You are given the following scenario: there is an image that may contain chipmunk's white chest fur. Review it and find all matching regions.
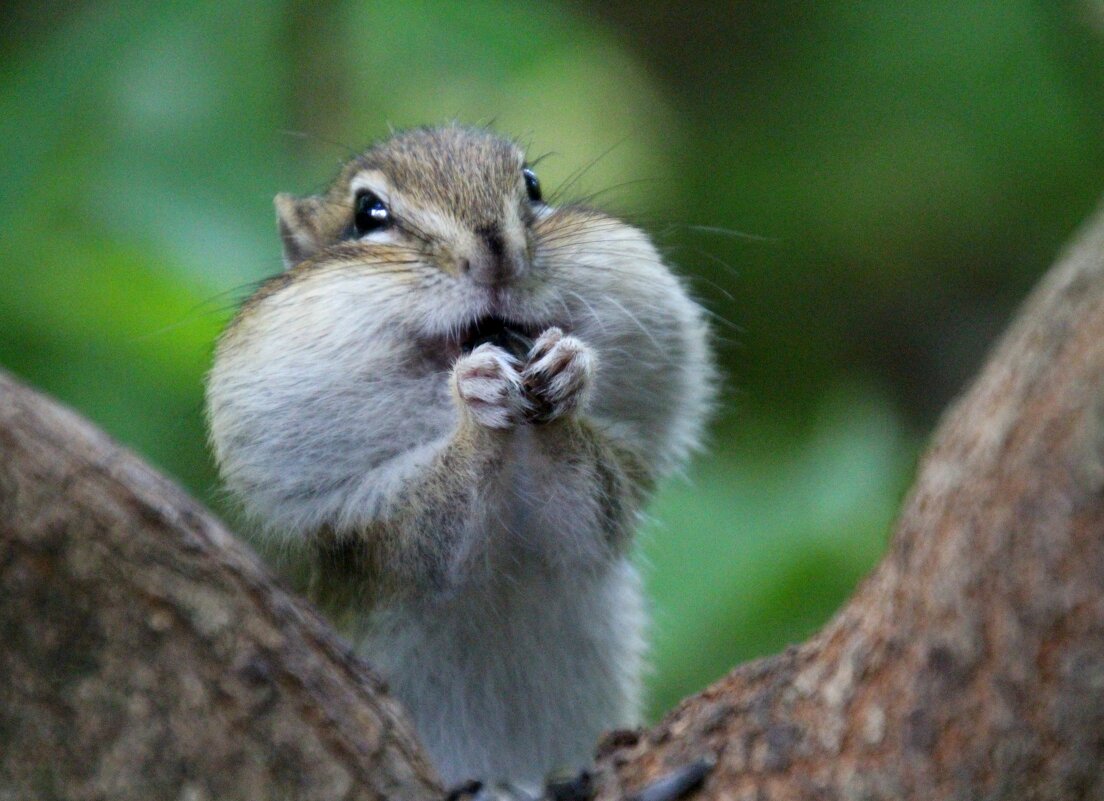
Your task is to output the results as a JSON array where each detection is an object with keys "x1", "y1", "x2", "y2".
[
  {"x1": 363, "y1": 552, "x2": 644, "y2": 788},
  {"x1": 350, "y1": 421, "x2": 646, "y2": 787}
]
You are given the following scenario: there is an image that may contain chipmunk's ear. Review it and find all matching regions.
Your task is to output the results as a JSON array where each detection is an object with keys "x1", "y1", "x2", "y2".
[{"x1": 274, "y1": 193, "x2": 325, "y2": 268}]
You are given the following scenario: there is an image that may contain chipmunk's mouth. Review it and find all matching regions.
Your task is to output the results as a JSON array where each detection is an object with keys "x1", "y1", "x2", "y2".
[
  {"x1": 458, "y1": 315, "x2": 539, "y2": 359},
  {"x1": 420, "y1": 315, "x2": 549, "y2": 368},
  {"x1": 459, "y1": 317, "x2": 536, "y2": 361}
]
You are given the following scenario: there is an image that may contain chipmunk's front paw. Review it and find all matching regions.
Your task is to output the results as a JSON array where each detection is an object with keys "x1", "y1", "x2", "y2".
[
  {"x1": 452, "y1": 344, "x2": 529, "y2": 430},
  {"x1": 522, "y1": 327, "x2": 594, "y2": 424}
]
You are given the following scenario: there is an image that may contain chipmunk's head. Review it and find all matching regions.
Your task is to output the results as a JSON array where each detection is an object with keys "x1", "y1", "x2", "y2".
[
  {"x1": 275, "y1": 125, "x2": 542, "y2": 289},
  {"x1": 235, "y1": 124, "x2": 599, "y2": 359}
]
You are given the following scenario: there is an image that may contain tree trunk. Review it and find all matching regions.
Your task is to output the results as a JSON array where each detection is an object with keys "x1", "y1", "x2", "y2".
[{"x1": 4, "y1": 200, "x2": 1104, "y2": 800}]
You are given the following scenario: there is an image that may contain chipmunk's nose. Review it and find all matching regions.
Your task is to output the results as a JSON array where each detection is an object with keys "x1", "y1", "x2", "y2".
[{"x1": 461, "y1": 224, "x2": 525, "y2": 287}]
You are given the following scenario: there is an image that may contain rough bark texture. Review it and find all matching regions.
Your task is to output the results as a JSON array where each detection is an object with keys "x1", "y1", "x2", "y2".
[
  {"x1": 3, "y1": 202, "x2": 1104, "y2": 800},
  {"x1": 0, "y1": 377, "x2": 440, "y2": 800},
  {"x1": 589, "y1": 205, "x2": 1104, "y2": 800}
]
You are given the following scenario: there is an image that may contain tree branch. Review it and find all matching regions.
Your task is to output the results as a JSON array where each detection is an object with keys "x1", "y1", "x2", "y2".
[
  {"x1": 0, "y1": 372, "x2": 440, "y2": 800},
  {"x1": 589, "y1": 202, "x2": 1104, "y2": 799},
  {"x1": 4, "y1": 200, "x2": 1104, "y2": 799}
]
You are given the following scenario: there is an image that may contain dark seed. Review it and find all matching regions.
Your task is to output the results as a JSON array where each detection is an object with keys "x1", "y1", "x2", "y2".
[
  {"x1": 462, "y1": 316, "x2": 533, "y2": 360},
  {"x1": 546, "y1": 769, "x2": 593, "y2": 801},
  {"x1": 445, "y1": 780, "x2": 483, "y2": 801},
  {"x1": 627, "y1": 757, "x2": 715, "y2": 801}
]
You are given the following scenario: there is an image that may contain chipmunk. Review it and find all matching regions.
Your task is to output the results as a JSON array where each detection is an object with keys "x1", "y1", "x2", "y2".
[{"x1": 205, "y1": 125, "x2": 713, "y2": 789}]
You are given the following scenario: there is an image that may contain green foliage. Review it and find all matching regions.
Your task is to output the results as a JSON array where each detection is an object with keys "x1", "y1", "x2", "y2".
[{"x1": 2, "y1": 0, "x2": 1101, "y2": 719}]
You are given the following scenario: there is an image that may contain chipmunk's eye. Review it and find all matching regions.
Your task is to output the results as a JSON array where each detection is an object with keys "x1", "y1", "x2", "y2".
[
  {"x1": 523, "y1": 167, "x2": 542, "y2": 203},
  {"x1": 354, "y1": 191, "x2": 390, "y2": 236}
]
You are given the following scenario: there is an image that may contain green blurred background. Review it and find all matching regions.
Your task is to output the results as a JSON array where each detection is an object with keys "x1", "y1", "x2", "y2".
[{"x1": 3, "y1": 1, "x2": 1103, "y2": 719}]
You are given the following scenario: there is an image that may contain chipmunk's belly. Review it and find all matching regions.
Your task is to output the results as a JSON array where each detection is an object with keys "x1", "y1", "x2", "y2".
[{"x1": 359, "y1": 556, "x2": 645, "y2": 788}]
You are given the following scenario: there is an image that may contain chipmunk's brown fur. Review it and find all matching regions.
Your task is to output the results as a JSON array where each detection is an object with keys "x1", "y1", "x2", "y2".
[{"x1": 206, "y1": 124, "x2": 713, "y2": 789}]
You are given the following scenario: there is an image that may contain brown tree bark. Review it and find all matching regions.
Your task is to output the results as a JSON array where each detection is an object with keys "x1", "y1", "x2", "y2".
[
  {"x1": 0, "y1": 374, "x2": 440, "y2": 800},
  {"x1": 4, "y1": 200, "x2": 1104, "y2": 800},
  {"x1": 589, "y1": 203, "x2": 1104, "y2": 801}
]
